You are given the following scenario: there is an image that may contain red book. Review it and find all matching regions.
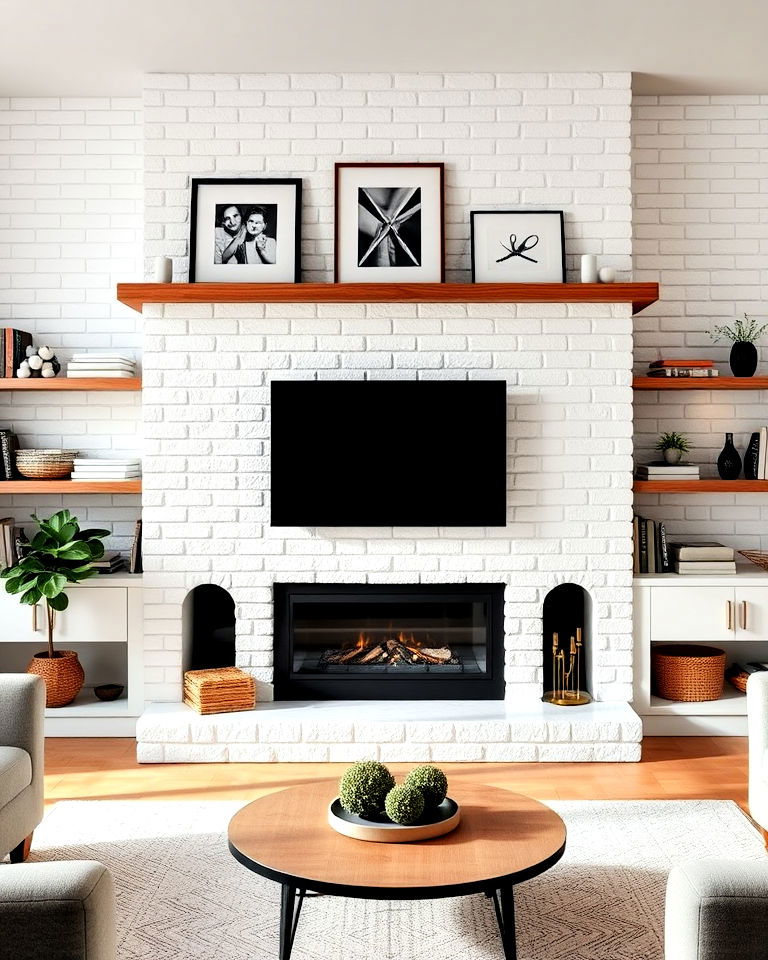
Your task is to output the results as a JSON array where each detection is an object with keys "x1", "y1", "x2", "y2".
[{"x1": 649, "y1": 359, "x2": 714, "y2": 369}]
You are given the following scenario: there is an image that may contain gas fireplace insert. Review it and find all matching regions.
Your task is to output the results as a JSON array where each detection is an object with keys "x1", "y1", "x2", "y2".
[{"x1": 273, "y1": 583, "x2": 505, "y2": 700}]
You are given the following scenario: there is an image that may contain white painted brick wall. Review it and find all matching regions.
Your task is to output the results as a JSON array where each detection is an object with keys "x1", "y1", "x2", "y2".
[
  {"x1": 0, "y1": 97, "x2": 143, "y2": 552},
  {"x1": 145, "y1": 72, "x2": 633, "y2": 283},
  {"x1": 140, "y1": 72, "x2": 635, "y2": 708},
  {"x1": 632, "y1": 95, "x2": 768, "y2": 549}
]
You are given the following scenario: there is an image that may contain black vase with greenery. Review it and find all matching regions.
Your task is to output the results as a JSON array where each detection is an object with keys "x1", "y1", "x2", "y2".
[
  {"x1": 711, "y1": 314, "x2": 767, "y2": 378},
  {"x1": 745, "y1": 432, "x2": 761, "y2": 480},
  {"x1": 717, "y1": 433, "x2": 742, "y2": 480},
  {"x1": 730, "y1": 341, "x2": 758, "y2": 377}
]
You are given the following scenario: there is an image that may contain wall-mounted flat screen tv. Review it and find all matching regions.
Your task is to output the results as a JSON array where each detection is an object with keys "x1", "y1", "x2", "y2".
[{"x1": 270, "y1": 380, "x2": 507, "y2": 527}]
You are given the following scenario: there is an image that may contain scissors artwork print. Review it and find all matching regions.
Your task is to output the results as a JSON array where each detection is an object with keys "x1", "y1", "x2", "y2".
[{"x1": 496, "y1": 233, "x2": 539, "y2": 264}]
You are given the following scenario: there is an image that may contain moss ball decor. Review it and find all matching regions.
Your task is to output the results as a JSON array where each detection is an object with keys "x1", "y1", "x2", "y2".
[
  {"x1": 384, "y1": 785, "x2": 425, "y2": 825},
  {"x1": 404, "y1": 764, "x2": 448, "y2": 808},
  {"x1": 338, "y1": 761, "x2": 395, "y2": 818}
]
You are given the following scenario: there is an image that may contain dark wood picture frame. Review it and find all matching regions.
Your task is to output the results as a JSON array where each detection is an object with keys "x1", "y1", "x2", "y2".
[
  {"x1": 334, "y1": 162, "x2": 445, "y2": 283},
  {"x1": 470, "y1": 210, "x2": 566, "y2": 284},
  {"x1": 189, "y1": 177, "x2": 302, "y2": 283}
]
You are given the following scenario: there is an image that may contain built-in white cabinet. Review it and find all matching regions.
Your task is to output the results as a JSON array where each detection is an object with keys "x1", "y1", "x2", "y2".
[
  {"x1": 634, "y1": 569, "x2": 768, "y2": 736},
  {"x1": 0, "y1": 574, "x2": 143, "y2": 736}
]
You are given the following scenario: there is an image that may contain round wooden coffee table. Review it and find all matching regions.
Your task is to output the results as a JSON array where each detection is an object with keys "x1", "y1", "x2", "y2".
[{"x1": 228, "y1": 779, "x2": 566, "y2": 960}]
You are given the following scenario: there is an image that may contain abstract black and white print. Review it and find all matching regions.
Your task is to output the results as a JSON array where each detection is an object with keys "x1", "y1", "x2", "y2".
[
  {"x1": 470, "y1": 210, "x2": 565, "y2": 283},
  {"x1": 213, "y1": 203, "x2": 278, "y2": 266},
  {"x1": 357, "y1": 187, "x2": 422, "y2": 267}
]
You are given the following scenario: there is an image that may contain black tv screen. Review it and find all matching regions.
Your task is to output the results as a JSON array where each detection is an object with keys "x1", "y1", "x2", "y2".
[{"x1": 270, "y1": 380, "x2": 507, "y2": 527}]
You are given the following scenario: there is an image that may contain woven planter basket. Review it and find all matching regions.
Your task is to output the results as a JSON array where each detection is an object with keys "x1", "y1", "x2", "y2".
[
  {"x1": 27, "y1": 650, "x2": 84, "y2": 707},
  {"x1": 15, "y1": 449, "x2": 77, "y2": 480},
  {"x1": 652, "y1": 643, "x2": 725, "y2": 702}
]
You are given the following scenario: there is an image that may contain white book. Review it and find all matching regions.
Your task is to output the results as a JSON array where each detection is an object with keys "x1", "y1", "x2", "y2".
[
  {"x1": 760, "y1": 427, "x2": 768, "y2": 481},
  {"x1": 71, "y1": 475, "x2": 141, "y2": 482},
  {"x1": 71, "y1": 469, "x2": 141, "y2": 477},
  {"x1": 67, "y1": 363, "x2": 135, "y2": 371},
  {"x1": 66, "y1": 371, "x2": 134, "y2": 378},
  {"x1": 69, "y1": 354, "x2": 134, "y2": 362},
  {"x1": 74, "y1": 458, "x2": 141, "y2": 464}
]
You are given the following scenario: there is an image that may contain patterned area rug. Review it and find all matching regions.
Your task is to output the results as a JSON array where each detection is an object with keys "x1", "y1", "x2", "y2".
[{"x1": 24, "y1": 798, "x2": 765, "y2": 960}]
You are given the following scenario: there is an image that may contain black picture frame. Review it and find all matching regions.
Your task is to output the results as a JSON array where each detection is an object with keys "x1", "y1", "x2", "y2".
[
  {"x1": 470, "y1": 210, "x2": 566, "y2": 284},
  {"x1": 189, "y1": 177, "x2": 302, "y2": 283},
  {"x1": 334, "y1": 163, "x2": 445, "y2": 283}
]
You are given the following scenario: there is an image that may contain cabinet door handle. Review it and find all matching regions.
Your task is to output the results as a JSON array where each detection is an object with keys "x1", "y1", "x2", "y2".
[
  {"x1": 32, "y1": 604, "x2": 37, "y2": 631},
  {"x1": 741, "y1": 600, "x2": 748, "y2": 631},
  {"x1": 727, "y1": 600, "x2": 734, "y2": 630}
]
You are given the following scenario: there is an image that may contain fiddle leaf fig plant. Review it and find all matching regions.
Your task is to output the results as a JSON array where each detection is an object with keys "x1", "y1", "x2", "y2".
[{"x1": 0, "y1": 510, "x2": 110, "y2": 658}]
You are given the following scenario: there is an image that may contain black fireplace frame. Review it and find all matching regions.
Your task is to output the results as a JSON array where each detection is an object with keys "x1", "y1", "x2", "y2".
[{"x1": 273, "y1": 583, "x2": 505, "y2": 701}]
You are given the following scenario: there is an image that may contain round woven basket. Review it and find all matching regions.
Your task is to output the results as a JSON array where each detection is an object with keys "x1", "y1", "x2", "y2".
[
  {"x1": 652, "y1": 643, "x2": 725, "y2": 702},
  {"x1": 740, "y1": 550, "x2": 768, "y2": 571},
  {"x1": 15, "y1": 449, "x2": 78, "y2": 480},
  {"x1": 727, "y1": 670, "x2": 749, "y2": 694},
  {"x1": 27, "y1": 650, "x2": 84, "y2": 707}
]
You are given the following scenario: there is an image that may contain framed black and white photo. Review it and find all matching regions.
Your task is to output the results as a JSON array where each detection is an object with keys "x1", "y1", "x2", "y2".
[
  {"x1": 189, "y1": 178, "x2": 302, "y2": 283},
  {"x1": 470, "y1": 210, "x2": 565, "y2": 283},
  {"x1": 334, "y1": 163, "x2": 444, "y2": 282}
]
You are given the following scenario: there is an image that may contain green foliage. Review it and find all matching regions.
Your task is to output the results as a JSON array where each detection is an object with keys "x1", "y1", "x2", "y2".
[
  {"x1": 655, "y1": 431, "x2": 692, "y2": 453},
  {"x1": 711, "y1": 314, "x2": 768, "y2": 344},
  {"x1": 0, "y1": 509, "x2": 109, "y2": 656},
  {"x1": 338, "y1": 761, "x2": 395, "y2": 818},
  {"x1": 384, "y1": 785, "x2": 425, "y2": 825},
  {"x1": 404, "y1": 764, "x2": 448, "y2": 808}
]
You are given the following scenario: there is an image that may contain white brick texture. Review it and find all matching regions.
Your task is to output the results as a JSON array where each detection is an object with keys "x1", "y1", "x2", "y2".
[
  {"x1": 632, "y1": 94, "x2": 768, "y2": 548},
  {"x1": 0, "y1": 97, "x2": 143, "y2": 552}
]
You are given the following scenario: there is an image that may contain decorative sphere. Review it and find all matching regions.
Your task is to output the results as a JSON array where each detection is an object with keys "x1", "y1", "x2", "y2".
[
  {"x1": 38, "y1": 345, "x2": 54, "y2": 361},
  {"x1": 404, "y1": 765, "x2": 448, "y2": 808},
  {"x1": 598, "y1": 266, "x2": 616, "y2": 284},
  {"x1": 339, "y1": 761, "x2": 395, "y2": 819},
  {"x1": 16, "y1": 362, "x2": 31, "y2": 378},
  {"x1": 27, "y1": 354, "x2": 43, "y2": 370},
  {"x1": 41, "y1": 363, "x2": 56, "y2": 378},
  {"x1": 384, "y1": 785, "x2": 425, "y2": 825}
]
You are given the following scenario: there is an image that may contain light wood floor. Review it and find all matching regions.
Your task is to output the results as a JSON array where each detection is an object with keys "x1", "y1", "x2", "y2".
[{"x1": 43, "y1": 737, "x2": 750, "y2": 810}]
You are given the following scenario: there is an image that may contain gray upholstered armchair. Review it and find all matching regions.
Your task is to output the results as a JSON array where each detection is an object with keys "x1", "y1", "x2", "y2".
[
  {"x1": 0, "y1": 674, "x2": 45, "y2": 862},
  {"x1": 666, "y1": 860, "x2": 768, "y2": 960},
  {"x1": 747, "y1": 669, "x2": 768, "y2": 843}
]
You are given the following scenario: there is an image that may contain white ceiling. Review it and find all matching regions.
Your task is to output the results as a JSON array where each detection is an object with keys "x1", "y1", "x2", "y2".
[{"x1": 1, "y1": 0, "x2": 766, "y2": 97}]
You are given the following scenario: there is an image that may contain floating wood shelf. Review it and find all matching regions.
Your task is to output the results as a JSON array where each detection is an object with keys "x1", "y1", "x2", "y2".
[
  {"x1": 116, "y1": 282, "x2": 659, "y2": 314},
  {"x1": 633, "y1": 376, "x2": 768, "y2": 390},
  {"x1": 634, "y1": 480, "x2": 768, "y2": 493},
  {"x1": 0, "y1": 377, "x2": 141, "y2": 391},
  {"x1": 0, "y1": 480, "x2": 141, "y2": 494}
]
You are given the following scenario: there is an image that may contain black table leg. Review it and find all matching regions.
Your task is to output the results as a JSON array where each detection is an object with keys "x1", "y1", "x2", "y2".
[
  {"x1": 490, "y1": 886, "x2": 516, "y2": 960},
  {"x1": 279, "y1": 884, "x2": 305, "y2": 960}
]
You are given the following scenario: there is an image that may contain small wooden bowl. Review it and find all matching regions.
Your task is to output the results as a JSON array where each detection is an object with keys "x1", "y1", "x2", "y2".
[
  {"x1": 94, "y1": 683, "x2": 124, "y2": 702},
  {"x1": 328, "y1": 797, "x2": 460, "y2": 843}
]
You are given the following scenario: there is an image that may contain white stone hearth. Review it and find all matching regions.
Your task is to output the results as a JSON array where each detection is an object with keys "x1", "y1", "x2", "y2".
[{"x1": 136, "y1": 700, "x2": 642, "y2": 763}]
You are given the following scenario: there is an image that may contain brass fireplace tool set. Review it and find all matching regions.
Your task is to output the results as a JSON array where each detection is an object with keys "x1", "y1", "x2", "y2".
[{"x1": 542, "y1": 627, "x2": 592, "y2": 706}]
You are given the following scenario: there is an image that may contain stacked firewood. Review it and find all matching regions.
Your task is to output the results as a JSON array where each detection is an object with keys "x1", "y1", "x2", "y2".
[{"x1": 322, "y1": 635, "x2": 454, "y2": 666}]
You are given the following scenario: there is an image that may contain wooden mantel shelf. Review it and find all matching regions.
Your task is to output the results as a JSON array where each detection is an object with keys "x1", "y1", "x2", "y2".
[
  {"x1": 0, "y1": 377, "x2": 141, "y2": 391},
  {"x1": 117, "y1": 282, "x2": 659, "y2": 314},
  {"x1": 633, "y1": 376, "x2": 768, "y2": 391}
]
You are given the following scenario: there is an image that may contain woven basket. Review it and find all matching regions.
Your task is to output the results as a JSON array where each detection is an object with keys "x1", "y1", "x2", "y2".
[
  {"x1": 740, "y1": 550, "x2": 768, "y2": 571},
  {"x1": 727, "y1": 669, "x2": 749, "y2": 694},
  {"x1": 652, "y1": 643, "x2": 726, "y2": 702},
  {"x1": 15, "y1": 449, "x2": 78, "y2": 480},
  {"x1": 27, "y1": 650, "x2": 84, "y2": 707}
]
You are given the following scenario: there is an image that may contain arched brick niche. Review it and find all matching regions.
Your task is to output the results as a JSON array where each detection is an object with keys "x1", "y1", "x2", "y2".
[
  {"x1": 182, "y1": 584, "x2": 236, "y2": 674},
  {"x1": 542, "y1": 583, "x2": 592, "y2": 701}
]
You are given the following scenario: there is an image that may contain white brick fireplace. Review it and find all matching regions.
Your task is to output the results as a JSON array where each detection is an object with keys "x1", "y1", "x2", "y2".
[{"x1": 136, "y1": 70, "x2": 642, "y2": 761}]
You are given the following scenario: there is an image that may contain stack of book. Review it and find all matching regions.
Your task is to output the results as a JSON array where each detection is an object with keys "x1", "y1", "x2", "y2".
[
  {"x1": 91, "y1": 551, "x2": 125, "y2": 575},
  {"x1": 635, "y1": 461, "x2": 700, "y2": 482},
  {"x1": 0, "y1": 429, "x2": 19, "y2": 479},
  {"x1": 670, "y1": 541, "x2": 736, "y2": 575},
  {"x1": 70, "y1": 458, "x2": 141, "y2": 482},
  {"x1": 0, "y1": 517, "x2": 20, "y2": 567},
  {"x1": 1, "y1": 328, "x2": 33, "y2": 377},
  {"x1": 633, "y1": 515, "x2": 672, "y2": 573},
  {"x1": 66, "y1": 354, "x2": 136, "y2": 379},
  {"x1": 646, "y1": 359, "x2": 718, "y2": 378}
]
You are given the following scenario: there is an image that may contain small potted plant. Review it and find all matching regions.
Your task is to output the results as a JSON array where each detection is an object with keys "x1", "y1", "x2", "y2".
[
  {"x1": 711, "y1": 314, "x2": 768, "y2": 377},
  {"x1": 1, "y1": 509, "x2": 109, "y2": 707},
  {"x1": 655, "y1": 431, "x2": 692, "y2": 465}
]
